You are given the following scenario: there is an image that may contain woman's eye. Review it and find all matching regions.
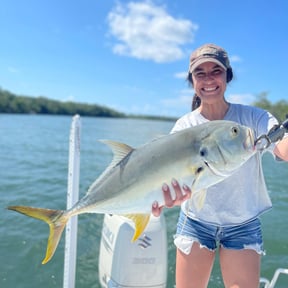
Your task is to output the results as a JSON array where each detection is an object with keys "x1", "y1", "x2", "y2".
[
  {"x1": 211, "y1": 69, "x2": 222, "y2": 76},
  {"x1": 195, "y1": 72, "x2": 205, "y2": 78}
]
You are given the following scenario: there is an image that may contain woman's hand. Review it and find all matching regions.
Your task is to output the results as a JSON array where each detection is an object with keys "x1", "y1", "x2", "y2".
[
  {"x1": 152, "y1": 179, "x2": 192, "y2": 217},
  {"x1": 274, "y1": 136, "x2": 288, "y2": 161}
]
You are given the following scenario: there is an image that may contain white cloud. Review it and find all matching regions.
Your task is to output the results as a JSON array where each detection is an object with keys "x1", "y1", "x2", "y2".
[
  {"x1": 8, "y1": 66, "x2": 20, "y2": 73},
  {"x1": 107, "y1": 1, "x2": 198, "y2": 63},
  {"x1": 161, "y1": 95, "x2": 191, "y2": 107},
  {"x1": 230, "y1": 55, "x2": 242, "y2": 63},
  {"x1": 62, "y1": 95, "x2": 75, "y2": 102},
  {"x1": 174, "y1": 71, "x2": 188, "y2": 79},
  {"x1": 161, "y1": 89, "x2": 193, "y2": 108},
  {"x1": 226, "y1": 93, "x2": 255, "y2": 105}
]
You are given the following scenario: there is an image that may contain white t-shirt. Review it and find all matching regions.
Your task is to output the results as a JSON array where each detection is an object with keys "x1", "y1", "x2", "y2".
[{"x1": 171, "y1": 103, "x2": 280, "y2": 226}]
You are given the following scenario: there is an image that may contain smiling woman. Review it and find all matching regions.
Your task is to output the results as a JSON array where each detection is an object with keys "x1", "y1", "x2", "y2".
[
  {"x1": 188, "y1": 44, "x2": 234, "y2": 114},
  {"x1": 152, "y1": 43, "x2": 288, "y2": 288}
]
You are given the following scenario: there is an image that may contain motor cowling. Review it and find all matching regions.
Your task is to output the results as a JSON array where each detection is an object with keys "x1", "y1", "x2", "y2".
[{"x1": 99, "y1": 214, "x2": 167, "y2": 288}]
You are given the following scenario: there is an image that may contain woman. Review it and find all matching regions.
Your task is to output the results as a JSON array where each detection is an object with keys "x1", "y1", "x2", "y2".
[{"x1": 152, "y1": 43, "x2": 288, "y2": 288}]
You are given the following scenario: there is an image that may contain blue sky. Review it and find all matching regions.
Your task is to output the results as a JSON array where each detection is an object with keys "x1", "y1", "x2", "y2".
[{"x1": 0, "y1": 0, "x2": 287, "y2": 117}]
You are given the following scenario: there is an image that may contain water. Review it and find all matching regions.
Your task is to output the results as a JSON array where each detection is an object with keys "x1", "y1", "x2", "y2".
[{"x1": 1, "y1": 114, "x2": 287, "y2": 288}]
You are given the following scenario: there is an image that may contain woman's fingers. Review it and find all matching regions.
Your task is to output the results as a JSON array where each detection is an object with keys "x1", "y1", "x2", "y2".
[
  {"x1": 151, "y1": 180, "x2": 192, "y2": 216},
  {"x1": 162, "y1": 183, "x2": 174, "y2": 208},
  {"x1": 152, "y1": 201, "x2": 163, "y2": 217},
  {"x1": 182, "y1": 184, "x2": 192, "y2": 201}
]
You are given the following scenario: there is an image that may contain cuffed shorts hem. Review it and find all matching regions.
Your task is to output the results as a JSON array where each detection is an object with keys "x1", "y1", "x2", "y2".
[{"x1": 174, "y1": 210, "x2": 265, "y2": 256}]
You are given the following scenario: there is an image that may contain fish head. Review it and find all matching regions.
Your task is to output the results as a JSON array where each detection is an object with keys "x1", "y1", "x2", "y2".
[{"x1": 197, "y1": 121, "x2": 256, "y2": 177}]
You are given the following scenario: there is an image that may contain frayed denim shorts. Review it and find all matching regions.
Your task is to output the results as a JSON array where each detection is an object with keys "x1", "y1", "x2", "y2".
[{"x1": 174, "y1": 210, "x2": 264, "y2": 255}]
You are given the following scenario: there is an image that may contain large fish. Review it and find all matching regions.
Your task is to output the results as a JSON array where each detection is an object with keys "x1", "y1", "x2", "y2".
[{"x1": 8, "y1": 120, "x2": 255, "y2": 264}]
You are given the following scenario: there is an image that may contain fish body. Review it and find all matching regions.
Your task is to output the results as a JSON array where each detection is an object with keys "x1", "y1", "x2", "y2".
[{"x1": 8, "y1": 120, "x2": 255, "y2": 264}]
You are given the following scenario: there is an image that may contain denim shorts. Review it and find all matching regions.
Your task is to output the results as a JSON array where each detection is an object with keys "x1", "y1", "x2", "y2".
[{"x1": 174, "y1": 210, "x2": 264, "y2": 255}]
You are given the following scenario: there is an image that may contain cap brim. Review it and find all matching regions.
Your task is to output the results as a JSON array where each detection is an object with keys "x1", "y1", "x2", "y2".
[{"x1": 189, "y1": 58, "x2": 227, "y2": 73}]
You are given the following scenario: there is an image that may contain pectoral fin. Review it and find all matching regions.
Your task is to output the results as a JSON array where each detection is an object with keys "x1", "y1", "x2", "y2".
[
  {"x1": 193, "y1": 189, "x2": 207, "y2": 211},
  {"x1": 125, "y1": 213, "x2": 150, "y2": 241},
  {"x1": 190, "y1": 165, "x2": 207, "y2": 211}
]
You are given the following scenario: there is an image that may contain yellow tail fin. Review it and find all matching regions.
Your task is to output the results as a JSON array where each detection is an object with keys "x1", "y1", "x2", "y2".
[{"x1": 7, "y1": 206, "x2": 68, "y2": 264}]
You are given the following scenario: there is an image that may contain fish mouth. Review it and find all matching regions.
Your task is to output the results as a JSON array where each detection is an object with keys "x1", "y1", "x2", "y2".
[
  {"x1": 244, "y1": 128, "x2": 256, "y2": 151},
  {"x1": 204, "y1": 160, "x2": 230, "y2": 177}
]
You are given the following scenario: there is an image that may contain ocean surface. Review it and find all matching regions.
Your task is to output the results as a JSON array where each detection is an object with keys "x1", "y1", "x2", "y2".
[{"x1": 1, "y1": 114, "x2": 287, "y2": 288}]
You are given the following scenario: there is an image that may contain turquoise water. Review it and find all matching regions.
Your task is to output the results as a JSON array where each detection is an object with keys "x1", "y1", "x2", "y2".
[{"x1": 1, "y1": 114, "x2": 287, "y2": 287}]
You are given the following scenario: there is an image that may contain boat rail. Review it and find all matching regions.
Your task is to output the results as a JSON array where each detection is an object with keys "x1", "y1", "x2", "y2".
[{"x1": 259, "y1": 268, "x2": 288, "y2": 288}]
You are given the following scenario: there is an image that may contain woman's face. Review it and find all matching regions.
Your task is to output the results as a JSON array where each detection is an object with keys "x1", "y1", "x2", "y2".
[{"x1": 192, "y1": 61, "x2": 227, "y2": 105}]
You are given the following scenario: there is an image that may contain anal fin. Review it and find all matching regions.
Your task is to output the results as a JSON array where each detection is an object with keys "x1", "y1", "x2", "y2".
[{"x1": 124, "y1": 213, "x2": 150, "y2": 241}]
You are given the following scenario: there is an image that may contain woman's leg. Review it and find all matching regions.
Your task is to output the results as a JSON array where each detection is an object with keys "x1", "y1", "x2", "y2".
[
  {"x1": 219, "y1": 248, "x2": 261, "y2": 288},
  {"x1": 218, "y1": 218, "x2": 263, "y2": 288},
  {"x1": 176, "y1": 242, "x2": 216, "y2": 288}
]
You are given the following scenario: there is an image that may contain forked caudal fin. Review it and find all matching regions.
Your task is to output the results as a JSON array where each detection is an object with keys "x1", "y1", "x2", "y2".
[{"x1": 7, "y1": 206, "x2": 68, "y2": 264}]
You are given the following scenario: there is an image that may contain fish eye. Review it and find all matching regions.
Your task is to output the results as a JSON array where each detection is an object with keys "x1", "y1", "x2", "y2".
[
  {"x1": 200, "y1": 147, "x2": 208, "y2": 157},
  {"x1": 231, "y1": 126, "x2": 239, "y2": 136}
]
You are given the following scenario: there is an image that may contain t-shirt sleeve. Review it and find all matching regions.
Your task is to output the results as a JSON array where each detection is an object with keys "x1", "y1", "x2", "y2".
[{"x1": 170, "y1": 119, "x2": 187, "y2": 134}]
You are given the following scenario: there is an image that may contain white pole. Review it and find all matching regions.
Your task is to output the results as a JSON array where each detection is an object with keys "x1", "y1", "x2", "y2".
[{"x1": 63, "y1": 115, "x2": 81, "y2": 288}]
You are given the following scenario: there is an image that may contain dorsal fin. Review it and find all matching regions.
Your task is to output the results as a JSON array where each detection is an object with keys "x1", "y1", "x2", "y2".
[
  {"x1": 87, "y1": 140, "x2": 134, "y2": 193},
  {"x1": 99, "y1": 139, "x2": 134, "y2": 166}
]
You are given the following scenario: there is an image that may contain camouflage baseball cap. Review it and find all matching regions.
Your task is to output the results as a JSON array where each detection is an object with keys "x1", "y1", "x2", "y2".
[{"x1": 189, "y1": 43, "x2": 231, "y2": 73}]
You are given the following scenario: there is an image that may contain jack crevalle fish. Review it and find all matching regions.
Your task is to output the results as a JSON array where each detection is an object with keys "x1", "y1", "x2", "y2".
[{"x1": 8, "y1": 120, "x2": 255, "y2": 264}]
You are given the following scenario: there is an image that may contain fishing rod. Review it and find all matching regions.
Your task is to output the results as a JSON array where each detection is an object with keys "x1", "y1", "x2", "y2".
[{"x1": 255, "y1": 116, "x2": 288, "y2": 151}]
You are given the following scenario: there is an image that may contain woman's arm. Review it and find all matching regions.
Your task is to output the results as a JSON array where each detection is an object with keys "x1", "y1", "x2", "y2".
[{"x1": 152, "y1": 180, "x2": 192, "y2": 216}]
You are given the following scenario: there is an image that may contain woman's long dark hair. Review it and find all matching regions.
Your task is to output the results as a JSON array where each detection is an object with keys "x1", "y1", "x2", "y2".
[{"x1": 188, "y1": 67, "x2": 234, "y2": 111}]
